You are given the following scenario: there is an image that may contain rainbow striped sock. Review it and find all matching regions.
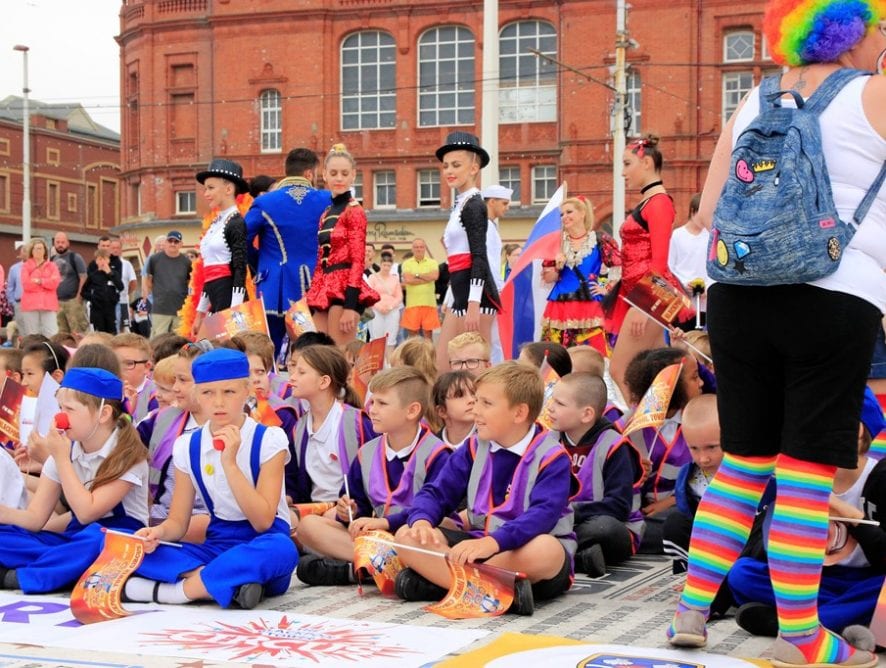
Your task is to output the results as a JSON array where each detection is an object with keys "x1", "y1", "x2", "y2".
[
  {"x1": 768, "y1": 454, "x2": 857, "y2": 664},
  {"x1": 669, "y1": 453, "x2": 775, "y2": 636}
]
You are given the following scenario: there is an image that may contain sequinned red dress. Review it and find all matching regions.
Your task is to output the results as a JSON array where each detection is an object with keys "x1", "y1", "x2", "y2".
[
  {"x1": 609, "y1": 193, "x2": 682, "y2": 334},
  {"x1": 305, "y1": 192, "x2": 379, "y2": 312}
]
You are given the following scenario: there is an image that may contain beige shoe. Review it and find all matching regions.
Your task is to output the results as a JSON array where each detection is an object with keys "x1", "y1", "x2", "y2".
[
  {"x1": 770, "y1": 635, "x2": 878, "y2": 668},
  {"x1": 667, "y1": 610, "x2": 707, "y2": 648}
]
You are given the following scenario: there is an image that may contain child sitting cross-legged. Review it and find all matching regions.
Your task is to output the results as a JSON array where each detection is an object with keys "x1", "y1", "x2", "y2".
[
  {"x1": 123, "y1": 348, "x2": 297, "y2": 609},
  {"x1": 395, "y1": 361, "x2": 578, "y2": 615},
  {"x1": 296, "y1": 366, "x2": 451, "y2": 585},
  {"x1": 547, "y1": 372, "x2": 644, "y2": 577}
]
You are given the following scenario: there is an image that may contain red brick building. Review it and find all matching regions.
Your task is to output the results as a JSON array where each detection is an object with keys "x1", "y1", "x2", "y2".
[
  {"x1": 115, "y1": 0, "x2": 774, "y2": 256},
  {"x1": 0, "y1": 98, "x2": 121, "y2": 269}
]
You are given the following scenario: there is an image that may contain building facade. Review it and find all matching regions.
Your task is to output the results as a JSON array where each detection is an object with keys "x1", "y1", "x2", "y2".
[
  {"x1": 115, "y1": 0, "x2": 773, "y2": 259},
  {"x1": 0, "y1": 98, "x2": 122, "y2": 270}
]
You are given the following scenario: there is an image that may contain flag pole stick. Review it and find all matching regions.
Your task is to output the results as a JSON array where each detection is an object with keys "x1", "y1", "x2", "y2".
[
  {"x1": 342, "y1": 474, "x2": 364, "y2": 595},
  {"x1": 366, "y1": 535, "x2": 527, "y2": 580},
  {"x1": 829, "y1": 516, "x2": 880, "y2": 526},
  {"x1": 621, "y1": 296, "x2": 713, "y2": 364},
  {"x1": 102, "y1": 527, "x2": 183, "y2": 548}
]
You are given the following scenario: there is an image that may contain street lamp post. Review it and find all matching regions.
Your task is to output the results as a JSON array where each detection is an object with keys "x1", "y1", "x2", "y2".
[{"x1": 13, "y1": 45, "x2": 31, "y2": 244}]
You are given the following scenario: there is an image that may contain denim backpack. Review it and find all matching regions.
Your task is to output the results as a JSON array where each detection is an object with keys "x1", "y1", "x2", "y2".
[{"x1": 708, "y1": 68, "x2": 886, "y2": 286}]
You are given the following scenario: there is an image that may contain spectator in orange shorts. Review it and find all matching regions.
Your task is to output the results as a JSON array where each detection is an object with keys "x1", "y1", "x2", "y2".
[{"x1": 400, "y1": 238, "x2": 441, "y2": 338}]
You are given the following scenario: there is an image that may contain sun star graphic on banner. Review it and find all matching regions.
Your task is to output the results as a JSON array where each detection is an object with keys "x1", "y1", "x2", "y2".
[
  {"x1": 498, "y1": 184, "x2": 566, "y2": 360},
  {"x1": 621, "y1": 361, "x2": 683, "y2": 438},
  {"x1": 70, "y1": 530, "x2": 145, "y2": 624},
  {"x1": 425, "y1": 559, "x2": 519, "y2": 619},
  {"x1": 352, "y1": 336, "x2": 387, "y2": 406},
  {"x1": 141, "y1": 616, "x2": 418, "y2": 663},
  {"x1": 284, "y1": 297, "x2": 316, "y2": 341},
  {"x1": 353, "y1": 530, "x2": 404, "y2": 596},
  {"x1": 196, "y1": 298, "x2": 270, "y2": 341},
  {"x1": 537, "y1": 354, "x2": 560, "y2": 430}
]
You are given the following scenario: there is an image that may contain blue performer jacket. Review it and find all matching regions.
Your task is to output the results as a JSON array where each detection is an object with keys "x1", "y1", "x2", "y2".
[{"x1": 245, "y1": 177, "x2": 332, "y2": 314}]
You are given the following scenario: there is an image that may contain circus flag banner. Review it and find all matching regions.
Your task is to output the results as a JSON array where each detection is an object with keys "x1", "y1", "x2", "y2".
[
  {"x1": 197, "y1": 298, "x2": 269, "y2": 342},
  {"x1": 537, "y1": 355, "x2": 560, "y2": 431},
  {"x1": 352, "y1": 336, "x2": 387, "y2": 405},
  {"x1": 353, "y1": 530, "x2": 404, "y2": 596},
  {"x1": 425, "y1": 559, "x2": 518, "y2": 620},
  {"x1": 251, "y1": 389, "x2": 282, "y2": 427},
  {"x1": 70, "y1": 529, "x2": 145, "y2": 624},
  {"x1": 284, "y1": 297, "x2": 317, "y2": 340},
  {"x1": 622, "y1": 271, "x2": 693, "y2": 327},
  {"x1": 0, "y1": 376, "x2": 25, "y2": 443},
  {"x1": 622, "y1": 361, "x2": 683, "y2": 438},
  {"x1": 291, "y1": 501, "x2": 335, "y2": 519}
]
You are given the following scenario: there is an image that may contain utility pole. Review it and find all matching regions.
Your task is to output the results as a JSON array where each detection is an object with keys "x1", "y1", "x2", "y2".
[
  {"x1": 612, "y1": 0, "x2": 628, "y2": 241},
  {"x1": 14, "y1": 45, "x2": 31, "y2": 243},
  {"x1": 481, "y1": 0, "x2": 499, "y2": 186}
]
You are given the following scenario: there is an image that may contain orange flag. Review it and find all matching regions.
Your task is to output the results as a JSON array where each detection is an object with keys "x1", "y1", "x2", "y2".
[
  {"x1": 622, "y1": 271, "x2": 694, "y2": 327},
  {"x1": 290, "y1": 501, "x2": 335, "y2": 519},
  {"x1": 622, "y1": 361, "x2": 683, "y2": 437},
  {"x1": 284, "y1": 298, "x2": 316, "y2": 341},
  {"x1": 352, "y1": 336, "x2": 388, "y2": 406},
  {"x1": 353, "y1": 530, "x2": 404, "y2": 596},
  {"x1": 251, "y1": 390, "x2": 282, "y2": 427},
  {"x1": 70, "y1": 529, "x2": 145, "y2": 624},
  {"x1": 197, "y1": 298, "x2": 270, "y2": 341},
  {"x1": 0, "y1": 376, "x2": 25, "y2": 444},
  {"x1": 425, "y1": 559, "x2": 518, "y2": 619},
  {"x1": 537, "y1": 355, "x2": 560, "y2": 430}
]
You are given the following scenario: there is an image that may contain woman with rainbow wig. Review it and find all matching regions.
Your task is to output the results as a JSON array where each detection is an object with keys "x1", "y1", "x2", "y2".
[{"x1": 668, "y1": 1, "x2": 886, "y2": 667}]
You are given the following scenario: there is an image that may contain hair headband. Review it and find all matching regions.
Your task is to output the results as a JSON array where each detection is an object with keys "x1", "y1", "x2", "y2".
[{"x1": 43, "y1": 341, "x2": 60, "y2": 372}]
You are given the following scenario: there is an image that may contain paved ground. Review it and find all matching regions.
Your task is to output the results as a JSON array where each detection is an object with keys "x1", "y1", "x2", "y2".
[{"x1": 0, "y1": 556, "x2": 881, "y2": 666}]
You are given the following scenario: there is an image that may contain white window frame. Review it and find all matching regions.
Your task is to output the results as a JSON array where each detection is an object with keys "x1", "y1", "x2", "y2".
[
  {"x1": 417, "y1": 169, "x2": 441, "y2": 207},
  {"x1": 626, "y1": 69, "x2": 642, "y2": 136},
  {"x1": 531, "y1": 165, "x2": 556, "y2": 204},
  {"x1": 175, "y1": 190, "x2": 197, "y2": 215},
  {"x1": 499, "y1": 166, "x2": 521, "y2": 204},
  {"x1": 722, "y1": 71, "x2": 754, "y2": 121},
  {"x1": 761, "y1": 36, "x2": 772, "y2": 61},
  {"x1": 499, "y1": 20, "x2": 558, "y2": 124},
  {"x1": 351, "y1": 171, "x2": 363, "y2": 204},
  {"x1": 374, "y1": 170, "x2": 396, "y2": 209},
  {"x1": 417, "y1": 26, "x2": 475, "y2": 128},
  {"x1": 724, "y1": 31, "x2": 755, "y2": 63},
  {"x1": 259, "y1": 89, "x2": 282, "y2": 153},
  {"x1": 341, "y1": 31, "x2": 397, "y2": 131}
]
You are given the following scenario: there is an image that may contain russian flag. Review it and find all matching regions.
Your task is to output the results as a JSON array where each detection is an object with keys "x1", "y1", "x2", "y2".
[{"x1": 498, "y1": 184, "x2": 565, "y2": 360}]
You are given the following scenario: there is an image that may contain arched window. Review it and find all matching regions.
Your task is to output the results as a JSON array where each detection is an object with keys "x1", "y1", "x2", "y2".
[
  {"x1": 499, "y1": 20, "x2": 557, "y2": 123},
  {"x1": 418, "y1": 26, "x2": 475, "y2": 127},
  {"x1": 259, "y1": 88, "x2": 282, "y2": 152},
  {"x1": 341, "y1": 31, "x2": 397, "y2": 130}
]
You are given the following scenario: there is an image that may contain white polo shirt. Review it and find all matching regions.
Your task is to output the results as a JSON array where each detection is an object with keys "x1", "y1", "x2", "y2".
[
  {"x1": 0, "y1": 449, "x2": 27, "y2": 510},
  {"x1": 173, "y1": 416, "x2": 290, "y2": 524},
  {"x1": 42, "y1": 430, "x2": 149, "y2": 526},
  {"x1": 303, "y1": 401, "x2": 346, "y2": 502}
]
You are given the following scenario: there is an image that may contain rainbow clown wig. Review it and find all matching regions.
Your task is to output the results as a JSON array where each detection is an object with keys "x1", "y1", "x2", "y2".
[{"x1": 764, "y1": 0, "x2": 886, "y2": 66}]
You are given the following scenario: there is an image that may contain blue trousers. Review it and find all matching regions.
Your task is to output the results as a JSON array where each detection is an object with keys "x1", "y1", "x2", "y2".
[
  {"x1": 134, "y1": 518, "x2": 297, "y2": 607},
  {"x1": 0, "y1": 518, "x2": 143, "y2": 594},
  {"x1": 727, "y1": 556, "x2": 885, "y2": 630}
]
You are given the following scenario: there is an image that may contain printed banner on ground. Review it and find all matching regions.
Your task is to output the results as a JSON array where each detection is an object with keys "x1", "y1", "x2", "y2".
[
  {"x1": 70, "y1": 530, "x2": 145, "y2": 624},
  {"x1": 197, "y1": 298, "x2": 269, "y2": 341}
]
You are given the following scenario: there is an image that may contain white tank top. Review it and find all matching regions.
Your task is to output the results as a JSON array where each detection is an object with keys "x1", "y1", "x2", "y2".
[{"x1": 733, "y1": 77, "x2": 886, "y2": 312}]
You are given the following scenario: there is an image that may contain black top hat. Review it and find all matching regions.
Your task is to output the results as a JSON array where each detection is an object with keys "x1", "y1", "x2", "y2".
[
  {"x1": 435, "y1": 131, "x2": 490, "y2": 168},
  {"x1": 196, "y1": 158, "x2": 249, "y2": 195}
]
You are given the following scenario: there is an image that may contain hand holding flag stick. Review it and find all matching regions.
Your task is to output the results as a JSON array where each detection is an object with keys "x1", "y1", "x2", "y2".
[{"x1": 103, "y1": 527, "x2": 184, "y2": 548}]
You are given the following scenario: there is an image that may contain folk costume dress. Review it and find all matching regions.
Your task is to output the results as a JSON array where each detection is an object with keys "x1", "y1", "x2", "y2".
[
  {"x1": 541, "y1": 230, "x2": 611, "y2": 353},
  {"x1": 305, "y1": 192, "x2": 379, "y2": 314},
  {"x1": 197, "y1": 204, "x2": 248, "y2": 315},
  {"x1": 442, "y1": 188, "x2": 501, "y2": 316}
]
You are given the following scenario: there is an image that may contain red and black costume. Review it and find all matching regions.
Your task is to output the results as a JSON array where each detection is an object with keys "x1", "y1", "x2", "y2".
[
  {"x1": 305, "y1": 192, "x2": 379, "y2": 313},
  {"x1": 197, "y1": 205, "x2": 248, "y2": 314}
]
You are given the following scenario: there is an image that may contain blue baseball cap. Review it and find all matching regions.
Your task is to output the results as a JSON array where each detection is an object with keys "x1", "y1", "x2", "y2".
[
  {"x1": 191, "y1": 348, "x2": 249, "y2": 384},
  {"x1": 60, "y1": 368, "x2": 124, "y2": 401},
  {"x1": 861, "y1": 387, "x2": 885, "y2": 439}
]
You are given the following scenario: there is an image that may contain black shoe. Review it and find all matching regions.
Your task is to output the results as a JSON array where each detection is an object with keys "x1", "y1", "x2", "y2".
[
  {"x1": 508, "y1": 578, "x2": 534, "y2": 616},
  {"x1": 735, "y1": 602, "x2": 778, "y2": 637},
  {"x1": 296, "y1": 554, "x2": 352, "y2": 586},
  {"x1": 233, "y1": 583, "x2": 264, "y2": 610},
  {"x1": 575, "y1": 544, "x2": 606, "y2": 577},
  {"x1": 0, "y1": 569, "x2": 19, "y2": 590},
  {"x1": 394, "y1": 568, "x2": 446, "y2": 602}
]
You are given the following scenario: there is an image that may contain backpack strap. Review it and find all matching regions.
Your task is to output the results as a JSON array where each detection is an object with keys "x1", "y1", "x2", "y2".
[
  {"x1": 852, "y1": 161, "x2": 886, "y2": 228},
  {"x1": 802, "y1": 68, "x2": 868, "y2": 116}
]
